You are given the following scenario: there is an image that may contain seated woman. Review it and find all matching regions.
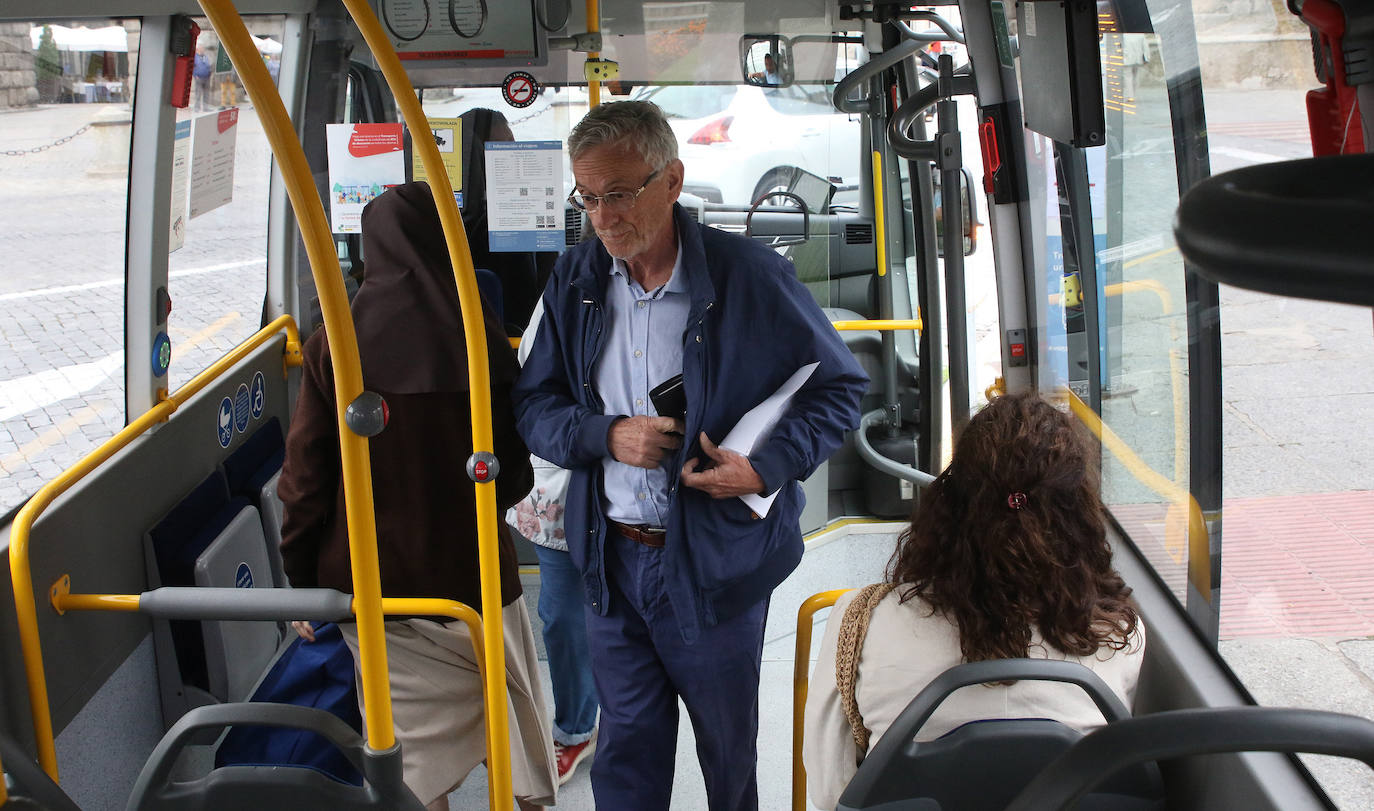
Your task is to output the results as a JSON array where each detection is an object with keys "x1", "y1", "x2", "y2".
[
  {"x1": 804, "y1": 391, "x2": 1146, "y2": 810},
  {"x1": 278, "y1": 181, "x2": 557, "y2": 809}
]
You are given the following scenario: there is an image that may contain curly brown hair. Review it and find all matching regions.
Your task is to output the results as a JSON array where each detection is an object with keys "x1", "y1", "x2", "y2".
[{"x1": 886, "y1": 391, "x2": 1138, "y2": 663}]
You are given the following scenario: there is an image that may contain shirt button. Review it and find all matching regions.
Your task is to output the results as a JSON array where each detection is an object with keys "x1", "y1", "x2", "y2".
[
  {"x1": 634, "y1": 349, "x2": 643, "y2": 358},
  {"x1": 637, "y1": 492, "x2": 647, "y2": 500},
  {"x1": 637, "y1": 301, "x2": 647, "y2": 309},
  {"x1": 636, "y1": 398, "x2": 644, "y2": 407}
]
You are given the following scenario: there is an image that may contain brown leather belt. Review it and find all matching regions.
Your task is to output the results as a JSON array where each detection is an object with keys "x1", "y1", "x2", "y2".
[{"x1": 608, "y1": 520, "x2": 666, "y2": 548}]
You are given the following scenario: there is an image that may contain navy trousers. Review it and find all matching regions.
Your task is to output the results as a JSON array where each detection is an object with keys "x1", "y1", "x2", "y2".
[{"x1": 585, "y1": 531, "x2": 768, "y2": 811}]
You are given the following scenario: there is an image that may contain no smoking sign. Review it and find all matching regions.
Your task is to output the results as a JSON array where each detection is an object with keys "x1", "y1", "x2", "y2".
[{"x1": 502, "y1": 71, "x2": 539, "y2": 108}]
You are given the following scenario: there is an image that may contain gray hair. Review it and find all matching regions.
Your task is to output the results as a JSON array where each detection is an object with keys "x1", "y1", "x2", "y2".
[{"x1": 568, "y1": 100, "x2": 678, "y2": 169}]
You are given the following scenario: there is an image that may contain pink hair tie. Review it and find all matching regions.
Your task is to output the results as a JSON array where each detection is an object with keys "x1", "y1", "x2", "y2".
[{"x1": 1007, "y1": 492, "x2": 1028, "y2": 510}]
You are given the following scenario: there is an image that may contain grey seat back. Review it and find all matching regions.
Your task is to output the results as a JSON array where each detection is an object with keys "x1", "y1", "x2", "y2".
[{"x1": 193, "y1": 505, "x2": 283, "y2": 703}]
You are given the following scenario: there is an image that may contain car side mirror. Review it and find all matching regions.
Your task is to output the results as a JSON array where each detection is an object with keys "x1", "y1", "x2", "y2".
[
  {"x1": 739, "y1": 34, "x2": 793, "y2": 88},
  {"x1": 934, "y1": 166, "x2": 979, "y2": 257}
]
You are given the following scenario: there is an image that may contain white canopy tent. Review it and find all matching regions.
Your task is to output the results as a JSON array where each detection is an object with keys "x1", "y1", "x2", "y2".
[{"x1": 30, "y1": 25, "x2": 129, "y2": 53}]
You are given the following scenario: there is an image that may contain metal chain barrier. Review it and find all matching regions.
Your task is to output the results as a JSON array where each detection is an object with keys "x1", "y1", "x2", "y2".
[{"x1": 2, "y1": 125, "x2": 92, "y2": 157}]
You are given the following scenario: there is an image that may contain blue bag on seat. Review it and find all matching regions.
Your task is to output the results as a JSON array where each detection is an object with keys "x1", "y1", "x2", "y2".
[{"x1": 214, "y1": 622, "x2": 363, "y2": 785}]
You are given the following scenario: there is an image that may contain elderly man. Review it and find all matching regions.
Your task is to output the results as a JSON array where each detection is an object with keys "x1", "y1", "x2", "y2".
[{"x1": 514, "y1": 101, "x2": 866, "y2": 810}]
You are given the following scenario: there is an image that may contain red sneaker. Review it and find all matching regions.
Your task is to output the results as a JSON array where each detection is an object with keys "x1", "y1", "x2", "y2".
[{"x1": 554, "y1": 729, "x2": 597, "y2": 785}]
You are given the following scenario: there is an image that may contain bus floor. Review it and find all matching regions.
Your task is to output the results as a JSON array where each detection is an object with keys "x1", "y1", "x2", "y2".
[{"x1": 448, "y1": 524, "x2": 903, "y2": 810}]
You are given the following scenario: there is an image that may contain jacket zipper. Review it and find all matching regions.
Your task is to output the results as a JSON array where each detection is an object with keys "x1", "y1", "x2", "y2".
[{"x1": 671, "y1": 300, "x2": 713, "y2": 496}]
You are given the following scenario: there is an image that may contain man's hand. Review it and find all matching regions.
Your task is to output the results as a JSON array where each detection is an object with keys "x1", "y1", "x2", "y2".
[
  {"x1": 291, "y1": 621, "x2": 317, "y2": 642},
  {"x1": 681, "y1": 432, "x2": 766, "y2": 499},
  {"x1": 608, "y1": 415, "x2": 685, "y2": 469}
]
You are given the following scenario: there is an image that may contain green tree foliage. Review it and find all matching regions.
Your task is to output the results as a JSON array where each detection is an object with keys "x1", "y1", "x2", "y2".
[{"x1": 35, "y1": 26, "x2": 60, "y2": 82}]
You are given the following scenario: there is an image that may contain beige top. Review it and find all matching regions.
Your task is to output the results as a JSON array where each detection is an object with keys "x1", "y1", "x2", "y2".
[{"x1": 803, "y1": 588, "x2": 1146, "y2": 810}]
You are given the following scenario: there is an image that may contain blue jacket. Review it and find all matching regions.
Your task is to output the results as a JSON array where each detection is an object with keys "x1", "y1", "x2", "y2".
[{"x1": 514, "y1": 204, "x2": 867, "y2": 641}]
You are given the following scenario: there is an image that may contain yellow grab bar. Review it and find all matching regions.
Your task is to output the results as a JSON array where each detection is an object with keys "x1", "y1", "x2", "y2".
[
  {"x1": 792, "y1": 589, "x2": 852, "y2": 811},
  {"x1": 9, "y1": 315, "x2": 299, "y2": 780},
  {"x1": 198, "y1": 0, "x2": 397, "y2": 754},
  {"x1": 338, "y1": 2, "x2": 513, "y2": 805},
  {"x1": 48, "y1": 587, "x2": 484, "y2": 681},
  {"x1": 831, "y1": 318, "x2": 923, "y2": 333},
  {"x1": 871, "y1": 151, "x2": 888, "y2": 277},
  {"x1": 587, "y1": 0, "x2": 602, "y2": 108}
]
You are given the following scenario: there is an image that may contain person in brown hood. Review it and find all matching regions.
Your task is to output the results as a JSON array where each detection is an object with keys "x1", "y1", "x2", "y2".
[{"x1": 278, "y1": 181, "x2": 557, "y2": 809}]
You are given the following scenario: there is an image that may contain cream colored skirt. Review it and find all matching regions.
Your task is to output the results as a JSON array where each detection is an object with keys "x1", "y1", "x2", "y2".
[{"x1": 341, "y1": 597, "x2": 557, "y2": 806}]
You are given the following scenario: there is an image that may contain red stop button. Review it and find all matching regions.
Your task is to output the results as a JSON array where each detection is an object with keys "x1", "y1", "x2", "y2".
[{"x1": 473, "y1": 460, "x2": 490, "y2": 481}]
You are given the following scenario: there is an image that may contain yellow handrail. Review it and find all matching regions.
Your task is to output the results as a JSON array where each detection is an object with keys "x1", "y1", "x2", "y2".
[
  {"x1": 871, "y1": 151, "x2": 888, "y2": 277},
  {"x1": 1064, "y1": 388, "x2": 1210, "y2": 598},
  {"x1": 48, "y1": 589, "x2": 485, "y2": 682},
  {"x1": 198, "y1": 0, "x2": 397, "y2": 754},
  {"x1": 831, "y1": 318, "x2": 923, "y2": 333},
  {"x1": 587, "y1": 0, "x2": 602, "y2": 108},
  {"x1": 9, "y1": 315, "x2": 299, "y2": 780},
  {"x1": 337, "y1": 2, "x2": 513, "y2": 805},
  {"x1": 792, "y1": 588, "x2": 852, "y2": 811}
]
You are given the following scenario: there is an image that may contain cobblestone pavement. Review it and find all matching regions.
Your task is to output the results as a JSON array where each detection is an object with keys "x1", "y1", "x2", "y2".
[{"x1": 1, "y1": 102, "x2": 268, "y2": 512}]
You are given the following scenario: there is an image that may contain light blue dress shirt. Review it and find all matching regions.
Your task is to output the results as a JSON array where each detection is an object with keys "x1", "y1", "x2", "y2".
[{"x1": 595, "y1": 241, "x2": 690, "y2": 527}]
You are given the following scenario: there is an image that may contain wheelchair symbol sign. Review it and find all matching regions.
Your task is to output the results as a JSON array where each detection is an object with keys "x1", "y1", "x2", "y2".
[
  {"x1": 217, "y1": 397, "x2": 234, "y2": 448},
  {"x1": 250, "y1": 371, "x2": 266, "y2": 419}
]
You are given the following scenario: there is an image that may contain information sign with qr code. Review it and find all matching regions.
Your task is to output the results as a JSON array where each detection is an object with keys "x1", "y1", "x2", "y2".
[{"x1": 484, "y1": 140, "x2": 565, "y2": 252}]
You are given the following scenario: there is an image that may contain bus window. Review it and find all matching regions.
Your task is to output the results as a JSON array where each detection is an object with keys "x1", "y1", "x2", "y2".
[
  {"x1": 166, "y1": 15, "x2": 286, "y2": 392},
  {"x1": 1194, "y1": 10, "x2": 1374, "y2": 808},
  {"x1": 0, "y1": 18, "x2": 136, "y2": 517},
  {"x1": 1092, "y1": 25, "x2": 1193, "y2": 605}
]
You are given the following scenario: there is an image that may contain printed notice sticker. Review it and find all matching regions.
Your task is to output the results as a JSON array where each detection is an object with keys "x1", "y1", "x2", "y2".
[
  {"x1": 169, "y1": 119, "x2": 192, "y2": 251},
  {"x1": 326, "y1": 123, "x2": 406, "y2": 234},
  {"x1": 412, "y1": 117, "x2": 463, "y2": 202},
  {"x1": 484, "y1": 140, "x2": 564, "y2": 252},
  {"x1": 189, "y1": 108, "x2": 239, "y2": 219}
]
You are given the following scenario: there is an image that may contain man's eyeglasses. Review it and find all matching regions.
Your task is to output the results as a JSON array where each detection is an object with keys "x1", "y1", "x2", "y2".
[{"x1": 568, "y1": 169, "x2": 661, "y2": 213}]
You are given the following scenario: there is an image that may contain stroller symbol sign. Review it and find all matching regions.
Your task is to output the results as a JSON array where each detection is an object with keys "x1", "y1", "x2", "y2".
[{"x1": 217, "y1": 397, "x2": 234, "y2": 448}]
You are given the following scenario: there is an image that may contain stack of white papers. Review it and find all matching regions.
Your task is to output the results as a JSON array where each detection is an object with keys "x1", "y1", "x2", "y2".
[{"x1": 718, "y1": 362, "x2": 819, "y2": 517}]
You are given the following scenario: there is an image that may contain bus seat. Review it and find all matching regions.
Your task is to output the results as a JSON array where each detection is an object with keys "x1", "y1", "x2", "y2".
[
  {"x1": 145, "y1": 472, "x2": 285, "y2": 721},
  {"x1": 192, "y1": 506, "x2": 286, "y2": 703},
  {"x1": 127, "y1": 703, "x2": 422, "y2": 810},
  {"x1": 836, "y1": 659, "x2": 1164, "y2": 811},
  {"x1": 223, "y1": 418, "x2": 287, "y2": 588}
]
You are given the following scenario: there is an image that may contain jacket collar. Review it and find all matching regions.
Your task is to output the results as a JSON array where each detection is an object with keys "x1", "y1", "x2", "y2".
[{"x1": 571, "y1": 203, "x2": 716, "y2": 312}]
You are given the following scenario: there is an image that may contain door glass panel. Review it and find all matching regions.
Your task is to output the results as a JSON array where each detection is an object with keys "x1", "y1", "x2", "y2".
[
  {"x1": 0, "y1": 19, "x2": 134, "y2": 516},
  {"x1": 1094, "y1": 28, "x2": 1191, "y2": 603}
]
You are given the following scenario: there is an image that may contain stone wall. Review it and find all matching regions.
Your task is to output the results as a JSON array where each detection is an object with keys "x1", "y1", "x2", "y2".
[
  {"x1": 1194, "y1": 0, "x2": 1316, "y2": 90},
  {"x1": 0, "y1": 23, "x2": 38, "y2": 109}
]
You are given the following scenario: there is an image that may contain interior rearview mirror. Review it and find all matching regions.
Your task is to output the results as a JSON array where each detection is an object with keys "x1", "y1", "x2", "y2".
[{"x1": 739, "y1": 34, "x2": 792, "y2": 88}]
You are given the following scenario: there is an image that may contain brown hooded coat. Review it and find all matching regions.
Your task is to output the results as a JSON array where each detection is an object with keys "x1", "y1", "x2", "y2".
[{"x1": 278, "y1": 182, "x2": 533, "y2": 609}]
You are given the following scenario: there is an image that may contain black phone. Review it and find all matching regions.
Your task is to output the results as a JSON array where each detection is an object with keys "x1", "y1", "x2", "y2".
[{"x1": 649, "y1": 374, "x2": 686, "y2": 421}]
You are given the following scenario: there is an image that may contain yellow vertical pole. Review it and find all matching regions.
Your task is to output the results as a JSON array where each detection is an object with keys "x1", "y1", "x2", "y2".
[
  {"x1": 339, "y1": 3, "x2": 513, "y2": 808},
  {"x1": 196, "y1": 0, "x2": 395, "y2": 750},
  {"x1": 587, "y1": 0, "x2": 602, "y2": 108},
  {"x1": 872, "y1": 151, "x2": 888, "y2": 276}
]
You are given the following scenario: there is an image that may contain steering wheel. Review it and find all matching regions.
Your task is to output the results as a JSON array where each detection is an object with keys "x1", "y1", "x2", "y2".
[{"x1": 745, "y1": 190, "x2": 810, "y2": 248}]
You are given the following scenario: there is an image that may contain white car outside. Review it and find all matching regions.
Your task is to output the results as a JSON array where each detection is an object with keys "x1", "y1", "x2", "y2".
[{"x1": 633, "y1": 83, "x2": 862, "y2": 206}]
